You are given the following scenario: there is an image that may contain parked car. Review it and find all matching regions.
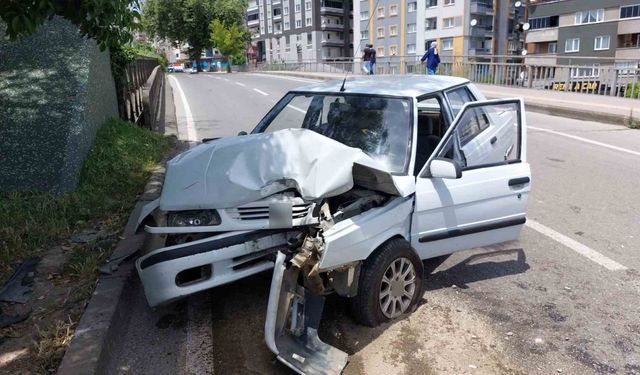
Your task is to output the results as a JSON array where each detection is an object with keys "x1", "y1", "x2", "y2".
[{"x1": 135, "y1": 75, "x2": 531, "y2": 375}]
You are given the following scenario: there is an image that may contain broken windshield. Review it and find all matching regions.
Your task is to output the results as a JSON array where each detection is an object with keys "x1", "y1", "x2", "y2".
[{"x1": 254, "y1": 93, "x2": 413, "y2": 174}]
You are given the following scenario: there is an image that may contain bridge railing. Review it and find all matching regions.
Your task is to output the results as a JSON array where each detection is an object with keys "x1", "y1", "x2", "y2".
[
  {"x1": 254, "y1": 55, "x2": 640, "y2": 99},
  {"x1": 116, "y1": 57, "x2": 161, "y2": 126}
]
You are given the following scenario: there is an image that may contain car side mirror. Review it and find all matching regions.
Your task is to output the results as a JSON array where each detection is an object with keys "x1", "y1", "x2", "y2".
[
  {"x1": 238, "y1": 131, "x2": 248, "y2": 136},
  {"x1": 429, "y1": 158, "x2": 462, "y2": 179}
]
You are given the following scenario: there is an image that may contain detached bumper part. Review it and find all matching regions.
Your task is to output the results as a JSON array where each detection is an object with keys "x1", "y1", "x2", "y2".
[{"x1": 265, "y1": 252, "x2": 348, "y2": 375}]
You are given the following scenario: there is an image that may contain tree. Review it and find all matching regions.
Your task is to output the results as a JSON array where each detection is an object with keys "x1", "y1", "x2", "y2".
[
  {"x1": 0, "y1": 0, "x2": 139, "y2": 51},
  {"x1": 143, "y1": 0, "x2": 216, "y2": 71},
  {"x1": 209, "y1": 19, "x2": 247, "y2": 71}
]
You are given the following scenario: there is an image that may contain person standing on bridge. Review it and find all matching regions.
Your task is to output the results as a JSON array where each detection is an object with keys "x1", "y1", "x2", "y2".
[
  {"x1": 421, "y1": 41, "x2": 440, "y2": 75},
  {"x1": 362, "y1": 44, "x2": 376, "y2": 75}
]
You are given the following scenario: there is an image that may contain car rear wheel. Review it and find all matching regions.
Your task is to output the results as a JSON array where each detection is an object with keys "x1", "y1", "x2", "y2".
[{"x1": 350, "y1": 238, "x2": 424, "y2": 327}]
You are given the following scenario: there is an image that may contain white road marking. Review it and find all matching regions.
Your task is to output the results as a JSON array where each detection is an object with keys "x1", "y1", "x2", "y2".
[
  {"x1": 287, "y1": 104, "x2": 306, "y2": 113},
  {"x1": 528, "y1": 126, "x2": 640, "y2": 157},
  {"x1": 235, "y1": 82, "x2": 246, "y2": 87},
  {"x1": 169, "y1": 75, "x2": 198, "y2": 141},
  {"x1": 183, "y1": 296, "x2": 214, "y2": 375},
  {"x1": 253, "y1": 88, "x2": 269, "y2": 96},
  {"x1": 526, "y1": 219, "x2": 627, "y2": 271},
  {"x1": 251, "y1": 73, "x2": 321, "y2": 83}
]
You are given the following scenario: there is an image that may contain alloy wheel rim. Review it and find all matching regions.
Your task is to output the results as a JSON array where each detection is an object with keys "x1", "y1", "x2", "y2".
[{"x1": 379, "y1": 257, "x2": 417, "y2": 319}]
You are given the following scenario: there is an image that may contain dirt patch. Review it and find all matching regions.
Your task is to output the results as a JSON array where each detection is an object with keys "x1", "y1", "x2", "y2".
[{"x1": 332, "y1": 291, "x2": 527, "y2": 375}]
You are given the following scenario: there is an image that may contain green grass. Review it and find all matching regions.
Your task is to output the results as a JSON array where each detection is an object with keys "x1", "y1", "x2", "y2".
[{"x1": 0, "y1": 118, "x2": 171, "y2": 279}]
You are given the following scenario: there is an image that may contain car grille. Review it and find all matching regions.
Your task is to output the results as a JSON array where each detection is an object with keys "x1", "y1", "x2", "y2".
[{"x1": 226, "y1": 203, "x2": 312, "y2": 221}]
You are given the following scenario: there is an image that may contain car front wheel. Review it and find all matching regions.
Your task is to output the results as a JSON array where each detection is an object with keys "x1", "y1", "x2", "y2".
[{"x1": 350, "y1": 238, "x2": 424, "y2": 327}]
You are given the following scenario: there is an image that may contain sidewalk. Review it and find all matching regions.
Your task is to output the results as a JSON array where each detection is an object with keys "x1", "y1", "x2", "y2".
[{"x1": 256, "y1": 71, "x2": 638, "y2": 126}]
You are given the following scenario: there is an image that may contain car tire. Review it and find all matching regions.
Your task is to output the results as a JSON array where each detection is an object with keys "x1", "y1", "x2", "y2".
[{"x1": 350, "y1": 238, "x2": 424, "y2": 327}]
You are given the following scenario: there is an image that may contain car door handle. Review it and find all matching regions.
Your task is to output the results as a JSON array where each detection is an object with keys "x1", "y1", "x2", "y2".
[
  {"x1": 509, "y1": 177, "x2": 530, "y2": 186},
  {"x1": 490, "y1": 136, "x2": 497, "y2": 145}
]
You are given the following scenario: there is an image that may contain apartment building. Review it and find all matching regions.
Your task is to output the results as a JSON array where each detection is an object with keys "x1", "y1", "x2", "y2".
[
  {"x1": 352, "y1": 0, "x2": 523, "y2": 60},
  {"x1": 247, "y1": 0, "x2": 353, "y2": 62},
  {"x1": 525, "y1": 0, "x2": 640, "y2": 70}
]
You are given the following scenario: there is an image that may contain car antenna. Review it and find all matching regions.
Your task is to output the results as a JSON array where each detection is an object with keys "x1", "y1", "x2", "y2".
[{"x1": 341, "y1": 0, "x2": 381, "y2": 92}]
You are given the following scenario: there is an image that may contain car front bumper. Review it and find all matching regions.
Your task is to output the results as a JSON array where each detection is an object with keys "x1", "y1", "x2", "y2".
[{"x1": 136, "y1": 230, "x2": 295, "y2": 307}]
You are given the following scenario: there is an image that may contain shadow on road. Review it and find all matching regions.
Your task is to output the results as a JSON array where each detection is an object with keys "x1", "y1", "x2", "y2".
[{"x1": 424, "y1": 248, "x2": 530, "y2": 291}]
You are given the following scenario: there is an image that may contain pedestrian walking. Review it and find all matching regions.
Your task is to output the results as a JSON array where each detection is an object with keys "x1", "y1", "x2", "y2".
[
  {"x1": 420, "y1": 41, "x2": 440, "y2": 75},
  {"x1": 362, "y1": 44, "x2": 376, "y2": 75}
]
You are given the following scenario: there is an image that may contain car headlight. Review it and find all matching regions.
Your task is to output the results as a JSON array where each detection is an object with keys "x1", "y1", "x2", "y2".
[{"x1": 167, "y1": 210, "x2": 221, "y2": 226}]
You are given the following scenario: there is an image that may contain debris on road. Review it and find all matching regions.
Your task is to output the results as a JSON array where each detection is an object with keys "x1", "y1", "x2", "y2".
[{"x1": 0, "y1": 257, "x2": 39, "y2": 304}]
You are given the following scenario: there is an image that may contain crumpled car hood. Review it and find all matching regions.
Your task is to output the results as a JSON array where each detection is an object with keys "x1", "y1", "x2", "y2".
[{"x1": 159, "y1": 128, "x2": 410, "y2": 210}]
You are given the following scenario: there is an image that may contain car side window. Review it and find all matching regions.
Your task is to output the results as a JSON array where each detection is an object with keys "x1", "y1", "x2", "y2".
[
  {"x1": 437, "y1": 101, "x2": 521, "y2": 170},
  {"x1": 446, "y1": 86, "x2": 475, "y2": 118},
  {"x1": 458, "y1": 108, "x2": 490, "y2": 146}
]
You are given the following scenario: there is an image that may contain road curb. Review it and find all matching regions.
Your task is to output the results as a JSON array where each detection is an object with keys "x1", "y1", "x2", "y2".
[
  {"x1": 57, "y1": 76, "x2": 182, "y2": 375},
  {"x1": 255, "y1": 71, "x2": 629, "y2": 126}
]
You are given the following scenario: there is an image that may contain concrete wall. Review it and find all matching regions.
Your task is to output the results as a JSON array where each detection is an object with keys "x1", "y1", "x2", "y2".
[{"x1": 0, "y1": 17, "x2": 118, "y2": 194}]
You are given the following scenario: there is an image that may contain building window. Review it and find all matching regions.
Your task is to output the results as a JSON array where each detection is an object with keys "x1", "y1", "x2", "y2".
[
  {"x1": 426, "y1": 0, "x2": 438, "y2": 7},
  {"x1": 444, "y1": 0, "x2": 454, "y2": 5},
  {"x1": 407, "y1": 43, "x2": 416, "y2": 54},
  {"x1": 360, "y1": 10, "x2": 369, "y2": 20},
  {"x1": 377, "y1": 27, "x2": 385, "y2": 38},
  {"x1": 284, "y1": 20, "x2": 290, "y2": 29},
  {"x1": 620, "y1": 4, "x2": 640, "y2": 19},
  {"x1": 548, "y1": 42, "x2": 557, "y2": 53},
  {"x1": 305, "y1": 1, "x2": 311, "y2": 10},
  {"x1": 377, "y1": 46, "x2": 384, "y2": 56},
  {"x1": 441, "y1": 38, "x2": 453, "y2": 50},
  {"x1": 273, "y1": 8, "x2": 282, "y2": 16},
  {"x1": 284, "y1": 6, "x2": 289, "y2": 15},
  {"x1": 571, "y1": 67, "x2": 599, "y2": 78},
  {"x1": 296, "y1": 19, "x2": 302, "y2": 27},
  {"x1": 377, "y1": 6, "x2": 385, "y2": 18},
  {"x1": 529, "y1": 16, "x2": 559, "y2": 29},
  {"x1": 443, "y1": 17, "x2": 454, "y2": 28},
  {"x1": 360, "y1": 30, "x2": 369, "y2": 40},
  {"x1": 389, "y1": 45, "x2": 398, "y2": 55},
  {"x1": 594, "y1": 35, "x2": 610, "y2": 50},
  {"x1": 295, "y1": 4, "x2": 301, "y2": 12},
  {"x1": 408, "y1": 2, "x2": 417, "y2": 12},
  {"x1": 565, "y1": 38, "x2": 580, "y2": 52},
  {"x1": 389, "y1": 25, "x2": 398, "y2": 36},
  {"x1": 389, "y1": 4, "x2": 398, "y2": 16},
  {"x1": 306, "y1": 17, "x2": 312, "y2": 26},
  {"x1": 574, "y1": 9, "x2": 604, "y2": 25},
  {"x1": 618, "y1": 33, "x2": 640, "y2": 48},
  {"x1": 407, "y1": 23, "x2": 416, "y2": 33},
  {"x1": 307, "y1": 33, "x2": 312, "y2": 44},
  {"x1": 425, "y1": 17, "x2": 437, "y2": 30}
]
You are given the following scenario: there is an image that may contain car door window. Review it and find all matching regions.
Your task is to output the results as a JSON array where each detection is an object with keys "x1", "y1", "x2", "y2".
[
  {"x1": 446, "y1": 86, "x2": 475, "y2": 118},
  {"x1": 437, "y1": 100, "x2": 521, "y2": 169}
]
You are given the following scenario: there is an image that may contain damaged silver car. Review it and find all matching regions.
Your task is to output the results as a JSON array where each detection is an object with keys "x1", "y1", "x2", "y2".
[{"x1": 135, "y1": 75, "x2": 531, "y2": 374}]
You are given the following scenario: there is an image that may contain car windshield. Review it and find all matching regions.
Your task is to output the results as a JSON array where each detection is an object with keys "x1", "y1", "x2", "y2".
[{"x1": 254, "y1": 93, "x2": 413, "y2": 174}]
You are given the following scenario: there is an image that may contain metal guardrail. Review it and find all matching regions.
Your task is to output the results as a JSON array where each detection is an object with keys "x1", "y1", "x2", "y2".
[{"x1": 254, "y1": 55, "x2": 640, "y2": 100}]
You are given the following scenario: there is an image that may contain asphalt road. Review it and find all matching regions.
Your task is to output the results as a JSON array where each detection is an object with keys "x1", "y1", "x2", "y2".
[{"x1": 111, "y1": 72, "x2": 640, "y2": 375}]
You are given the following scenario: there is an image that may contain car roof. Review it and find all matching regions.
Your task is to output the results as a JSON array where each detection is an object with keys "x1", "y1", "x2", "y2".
[{"x1": 292, "y1": 75, "x2": 470, "y2": 98}]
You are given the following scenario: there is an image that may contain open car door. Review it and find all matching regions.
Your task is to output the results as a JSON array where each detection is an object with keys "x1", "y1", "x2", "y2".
[{"x1": 411, "y1": 98, "x2": 531, "y2": 259}]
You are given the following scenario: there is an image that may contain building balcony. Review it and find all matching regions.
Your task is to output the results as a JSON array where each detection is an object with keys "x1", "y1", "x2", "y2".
[
  {"x1": 247, "y1": 1, "x2": 259, "y2": 11},
  {"x1": 321, "y1": 7, "x2": 344, "y2": 15},
  {"x1": 524, "y1": 55, "x2": 557, "y2": 66},
  {"x1": 272, "y1": 0, "x2": 281, "y2": 4},
  {"x1": 321, "y1": 39, "x2": 345, "y2": 46},
  {"x1": 525, "y1": 28, "x2": 558, "y2": 43},
  {"x1": 248, "y1": 19, "x2": 260, "y2": 26},
  {"x1": 321, "y1": 23, "x2": 345, "y2": 31},
  {"x1": 619, "y1": 18, "x2": 640, "y2": 35},
  {"x1": 470, "y1": 26, "x2": 493, "y2": 38},
  {"x1": 273, "y1": 14, "x2": 282, "y2": 20},
  {"x1": 468, "y1": 47, "x2": 492, "y2": 56},
  {"x1": 470, "y1": 2, "x2": 493, "y2": 15},
  {"x1": 616, "y1": 48, "x2": 640, "y2": 60}
]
